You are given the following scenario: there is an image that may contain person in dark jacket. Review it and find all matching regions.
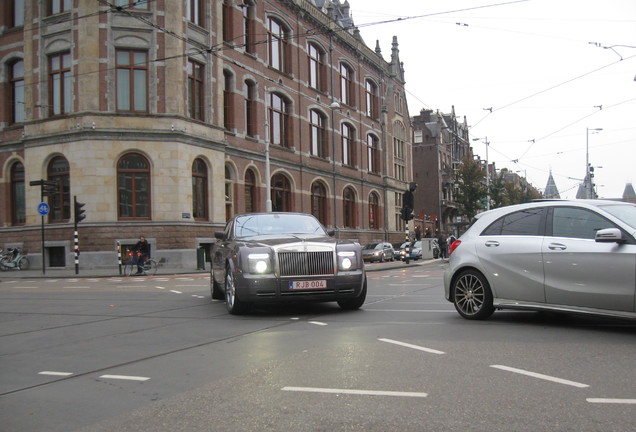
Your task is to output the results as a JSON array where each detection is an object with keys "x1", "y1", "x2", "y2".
[
  {"x1": 134, "y1": 236, "x2": 150, "y2": 274},
  {"x1": 437, "y1": 233, "x2": 447, "y2": 259}
]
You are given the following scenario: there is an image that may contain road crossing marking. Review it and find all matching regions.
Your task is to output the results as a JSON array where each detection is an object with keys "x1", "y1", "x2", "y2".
[
  {"x1": 39, "y1": 371, "x2": 73, "y2": 376},
  {"x1": 491, "y1": 365, "x2": 589, "y2": 388},
  {"x1": 282, "y1": 386, "x2": 428, "y2": 398},
  {"x1": 587, "y1": 398, "x2": 636, "y2": 404}
]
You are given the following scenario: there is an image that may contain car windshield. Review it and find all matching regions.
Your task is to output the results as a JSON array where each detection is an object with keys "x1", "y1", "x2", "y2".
[
  {"x1": 363, "y1": 243, "x2": 382, "y2": 250},
  {"x1": 400, "y1": 242, "x2": 410, "y2": 249},
  {"x1": 233, "y1": 214, "x2": 325, "y2": 237},
  {"x1": 599, "y1": 204, "x2": 636, "y2": 230}
]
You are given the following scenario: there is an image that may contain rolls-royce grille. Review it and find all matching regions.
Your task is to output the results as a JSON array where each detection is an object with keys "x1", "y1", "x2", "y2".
[{"x1": 278, "y1": 251, "x2": 334, "y2": 276}]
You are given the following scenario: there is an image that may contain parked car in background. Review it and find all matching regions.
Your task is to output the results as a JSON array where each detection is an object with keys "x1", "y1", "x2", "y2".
[
  {"x1": 362, "y1": 242, "x2": 395, "y2": 263},
  {"x1": 444, "y1": 200, "x2": 636, "y2": 321},
  {"x1": 408, "y1": 241, "x2": 423, "y2": 260},
  {"x1": 211, "y1": 212, "x2": 367, "y2": 314},
  {"x1": 393, "y1": 241, "x2": 410, "y2": 260}
]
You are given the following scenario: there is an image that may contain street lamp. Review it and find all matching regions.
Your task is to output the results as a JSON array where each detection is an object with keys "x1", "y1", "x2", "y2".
[
  {"x1": 472, "y1": 137, "x2": 490, "y2": 210},
  {"x1": 586, "y1": 128, "x2": 602, "y2": 199}
]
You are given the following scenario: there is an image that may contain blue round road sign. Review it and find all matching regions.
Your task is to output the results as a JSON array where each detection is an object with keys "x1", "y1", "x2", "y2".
[{"x1": 38, "y1": 202, "x2": 50, "y2": 216}]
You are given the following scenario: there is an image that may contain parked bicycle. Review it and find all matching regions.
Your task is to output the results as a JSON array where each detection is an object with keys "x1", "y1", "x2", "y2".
[
  {"x1": 0, "y1": 247, "x2": 30, "y2": 271},
  {"x1": 123, "y1": 251, "x2": 157, "y2": 276}
]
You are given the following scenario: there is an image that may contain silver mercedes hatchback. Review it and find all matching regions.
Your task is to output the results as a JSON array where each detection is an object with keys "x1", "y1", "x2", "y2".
[{"x1": 444, "y1": 200, "x2": 636, "y2": 320}]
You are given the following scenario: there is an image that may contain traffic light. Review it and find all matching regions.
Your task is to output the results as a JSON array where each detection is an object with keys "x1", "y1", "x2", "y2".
[
  {"x1": 400, "y1": 206, "x2": 413, "y2": 221},
  {"x1": 74, "y1": 196, "x2": 86, "y2": 223}
]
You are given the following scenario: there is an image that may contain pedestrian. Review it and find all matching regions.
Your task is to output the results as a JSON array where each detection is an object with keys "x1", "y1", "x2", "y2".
[{"x1": 437, "y1": 233, "x2": 447, "y2": 259}]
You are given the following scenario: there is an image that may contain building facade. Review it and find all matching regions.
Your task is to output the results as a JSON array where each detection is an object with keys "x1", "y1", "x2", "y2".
[
  {"x1": 411, "y1": 107, "x2": 470, "y2": 238},
  {"x1": 0, "y1": 0, "x2": 413, "y2": 269}
]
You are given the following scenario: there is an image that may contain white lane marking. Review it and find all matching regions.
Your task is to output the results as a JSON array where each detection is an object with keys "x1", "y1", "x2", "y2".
[
  {"x1": 39, "y1": 371, "x2": 73, "y2": 376},
  {"x1": 63, "y1": 286, "x2": 90, "y2": 289},
  {"x1": 170, "y1": 290, "x2": 182, "y2": 294},
  {"x1": 587, "y1": 398, "x2": 636, "y2": 404},
  {"x1": 379, "y1": 338, "x2": 445, "y2": 355},
  {"x1": 192, "y1": 295, "x2": 206, "y2": 298},
  {"x1": 99, "y1": 374, "x2": 150, "y2": 382},
  {"x1": 15, "y1": 286, "x2": 38, "y2": 289},
  {"x1": 412, "y1": 275, "x2": 431, "y2": 278},
  {"x1": 155, "y1": 286, "x2": 166, "y2": 290},
  {"x1": 282, "y1": 386, "x2": 427, "y2": 398},
  {"x1": 491, "y1": 365, "x2": 589, "y2": 388},
  {"x1": 308, "y1": 321, "x2": 328, "y2": 326},
  {"x1": 176, "y1": 284, "x2": 206, "y2": 287},
  {"x1": 117, "y1": 285, "x2": 146, "y2": 289}
]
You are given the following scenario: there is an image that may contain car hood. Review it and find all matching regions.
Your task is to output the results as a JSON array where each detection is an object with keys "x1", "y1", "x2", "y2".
[{"x1": 236, "y1": 234, "x2": 345, "y2": 249}]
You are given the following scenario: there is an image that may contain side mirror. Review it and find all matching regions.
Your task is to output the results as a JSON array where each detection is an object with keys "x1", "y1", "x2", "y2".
[
  {"x1": 214, "y1": 231, "x2": 226, "y2": 240},
  {"x1": 326, "y1": 229, "x2": 336, "y2": 237},
  {"x1": 595, "y1": 228, "x2": 625, "y2": 244}
]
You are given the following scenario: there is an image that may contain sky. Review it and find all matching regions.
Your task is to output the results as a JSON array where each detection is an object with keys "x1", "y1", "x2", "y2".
[{"x1": 351, "y1": 0, "x2": 636, "y2": 199}]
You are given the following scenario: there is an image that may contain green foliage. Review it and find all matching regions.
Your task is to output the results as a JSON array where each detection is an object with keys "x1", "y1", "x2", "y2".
[{"x1": 454, "y1": 155, "x2": 487, "y2": 219}]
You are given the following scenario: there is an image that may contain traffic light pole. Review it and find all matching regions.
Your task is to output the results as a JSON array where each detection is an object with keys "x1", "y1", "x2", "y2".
[{"x1": 73, "y1": 196, "x2": 86, "y2": 275}]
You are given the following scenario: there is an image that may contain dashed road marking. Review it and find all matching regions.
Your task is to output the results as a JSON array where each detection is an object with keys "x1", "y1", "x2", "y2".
[
  {"x1": 491, "y1": 365, "x2": 589, "y2": 388},
  {"x1": 282, "y1": 386, "x2": 428, "y2": 398},
  {"x1": 39, "y1": 371, "x2": 73, "y2": 376},
  {"x1": 587, "y1": 398, "x2": 636, "y2": 404},
  {"x1": 379, "y1": 338, "x2": 445, "y2": 355},
  {"x1": 308, "y1": 321, "x2": 328, "y2": 326},
  {"x1": 99, "y1": 374, "x2": 150, "y2": 382}
]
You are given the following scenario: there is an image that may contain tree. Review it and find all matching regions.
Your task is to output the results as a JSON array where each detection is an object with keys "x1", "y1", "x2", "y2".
[
  {"x1": 454, "y1": 155, "x2": 487, "y2": 220},
  {"x1": 489, "y1": 170, "x2": 508, "y2": 209}
]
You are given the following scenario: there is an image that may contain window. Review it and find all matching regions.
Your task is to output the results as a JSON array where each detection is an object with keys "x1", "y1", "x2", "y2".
[
  {"x1": 117, "y1": 153, "x2": 150, "y2": 219},
  {"x1": 116, "y1": 50, "x2": 148, "y2": 112},
  {"x1": 343, "y1": 187, "x2": 356, "y2": 228},
  {"x1": 268, "y1": 17, "x2": 289, "y2": 72},
  {"x1": 311, "y1": 181, "x2": 328, "y2": 226},
  {"x1": 308, "y1": 43, "x2": 325, "y2": 91},
  {"x1": 223, "y1": 70, "x2": 234, "y2": 130},
  {"x1": 367, "y1": 134, "x2": 380, "y2": 174},
  {"x1": 115, "y1": 0, "x2": 149, "y2": 9},
  {"x1": 242, "y1": 1, "x2": 255, "y2": 54},
  {"x1": 341, "y1": 123, "x2": 355, "y2": 167},
  {"x1": 393, "y1": 121, "x2": 406, "y2": 181},
  {"x1": 50, "y1": 0, "x2": 71, "y2": 14},
  {"x1": 49, "y1": 52, "x2": 72, "y2": 116},
  {"x1": 10, "y1": 0, "x2": 24, "y2": 27},
  {"x1": 272, "y1": 173, "x2": 291, "y2": 212},
  {"x1": 551, "y1": 207, "x2": 614, "y2": 239},
  {"x1": 244, "y1": 169, "x2": 257, "y2": 213},
  {"x1": 47, "y1": 157, "x2": 70, "y2": 222},
  {"x1": 187, "y1": 60, "x2": 204, "y2": 121},
  {"x1": 244, "y1": 80, "x2": 256, "y2": 137},
  {"x1": 225, "y1": 165, "x2": 234, "y2": 221},
  {"x1": 10, "y1": 60, "x2": 25, "y2": 124},
  {"x1": 10, "y1": 162, "x2": 25, "y2": 225},
  {"x1": 310, "y1": 109, "x2": 327, "y2": 158},
  {"x1": 269, "y1": 93, "x2": 290, "y2": 148},
  {"x1": 222, "y1": 0, "x2": 233, "y2": 43},
  {"x1": 482, "y1": 208, "x2": 544, "y2": 236},
  {"x1": 192, "y1": 158, "x2": 208, "y2": 220},
  {"x1": 186, "y1": 0, "x2": 203, "y2": 26},
  {"x1": 340, "y1": 63, "x2": 354, "y2": 106},
  {"x1": 365, "y1": 79, "x2": 379, "y2": 119},
  {"x1": 369, "y1": 192, "x2": 380, "y2": 229}
]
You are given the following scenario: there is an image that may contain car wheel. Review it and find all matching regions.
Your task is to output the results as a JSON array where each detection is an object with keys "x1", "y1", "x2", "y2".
[
  {"x1": 225, "y1": 266, "x2": 248, "y2": 315},
  {"x1": 338, "y1": 277, "x2": 367, "y2": 310},
  {"x1": 380, "y1": 254, "x2": 385, "y2": 263},
  {"x1": 211, "y1": 273, "x2": 224, "y2": 300},
  {"x1": 451, "y1": 270, "x2": 494, "y2": 320}
]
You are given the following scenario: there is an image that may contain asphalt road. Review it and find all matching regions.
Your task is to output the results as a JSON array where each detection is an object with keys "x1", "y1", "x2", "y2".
[{"x1": 1, "y1": 261, "x2": 635, "y2": 431}]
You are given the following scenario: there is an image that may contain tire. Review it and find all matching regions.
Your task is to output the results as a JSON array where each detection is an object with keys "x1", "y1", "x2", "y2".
[
  {"x1": 18, "y1": 257, "x2": 29, "y2": 270},
  {"x1": 451, "y1": 270, "x2": 494, "y2": 320},
  {"x1": 145, "y1": 259, "x2": 158, "y2": 276},
  {"x1": 338, "y1": 277, "x2": 367, "y2": 310},
  {"x1": 225, "y1": 266, "x2": 248, "y2": 315},
  {"x1": 124, "y1": 261, "x2": 136, "y2": 277},
  {"x1": 380, "y1": 254, "x2": 385, "y2": 263},
  {"x1": 211, "y1": 274, "x2": 224, "y2": 300},
  {"x1": 0, "y1": 258, "x2": 8, "y2": 271}
]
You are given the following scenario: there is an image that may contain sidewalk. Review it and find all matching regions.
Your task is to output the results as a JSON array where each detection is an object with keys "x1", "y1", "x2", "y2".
[{"x1": 1, "y1": 258, "x2": 438, "y2": 280}]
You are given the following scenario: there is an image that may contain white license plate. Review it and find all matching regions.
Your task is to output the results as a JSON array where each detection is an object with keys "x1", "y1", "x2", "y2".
[{"x1": 289, "y1": 280, "x2": 327, "y2": 290}]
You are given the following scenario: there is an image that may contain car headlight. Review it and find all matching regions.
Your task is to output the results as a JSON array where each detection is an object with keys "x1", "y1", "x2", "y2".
[
  {"x1": 247, "y1": 253, "x2": 272, "y2": 274},
  {"x1": 337, "y1": 251, "x2": 356, "y2": 271}
]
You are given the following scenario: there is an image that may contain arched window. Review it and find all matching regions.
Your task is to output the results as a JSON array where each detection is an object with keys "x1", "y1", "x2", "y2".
[
  {"x1": 365, "y1": 79, "x2": 379, "y2": 119},
  {"x1": 225, "y1": 165, "x2": 234, "y2": 221},
  {"x1": 117, "y1": 153, "x2": 150, "y2": 219},
  {"x1": 271, "y1": 173, "x2": 291, "y2": 212},
  {"x1": 341, "y1": 122, "x2": 355, "y2": 167},
  {"x1": 242, "y1": 1, "x2": 256, "y2": 54},
  {"x1": 10, "y1": 59, "x2": 25, "y2": 124},
  {"x1": 343, "y1": 187, "x2": 356, "y2": 228},
  {"x1": 369, "y1": 192, "x2": 380, "y2": 229},
  {"x1": 311, "y1": 181, "x2": 328, "y2": 226},
  {"x1": 340, "y1": 63, "x2": 354, "y2": 107},
  {"x1": 47, "y1": 156, "x2": 70, "y2": 222},
  {"x1": 308, "y1": 42, "x2": 326, "y2": 91},
  {"x1": 10, "y1": 162, "x2": 25, "y2": 225},
  {"x1": 367, "y1": 134, "x2": 380, "y2": 174},
  {"x1": 244, "y1": 80, "x2": 256, "y2": 137},
  {"x1": 192, "y1": 158, "x2": 208, "y2": 220},
  {"x1": 269, "y1": 92, "x2": 291, "y2": 148},
  {"x1": 222, "y1": 0, "x2": 233, "y2": 42},
  {"x1": 268, "y1": 17, "x2": 289, "y2": 73},
  {"x1": 310, "y1": 109, "x2": 327, "y2": 158},
  {"x1": 244, "y1": 168, "x2": 257, "y2": 213}
]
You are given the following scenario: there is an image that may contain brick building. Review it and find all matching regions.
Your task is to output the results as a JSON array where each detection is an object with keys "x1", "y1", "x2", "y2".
[{"x1": 0, "y1": 0, "x2": 412, "y2": 269}]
